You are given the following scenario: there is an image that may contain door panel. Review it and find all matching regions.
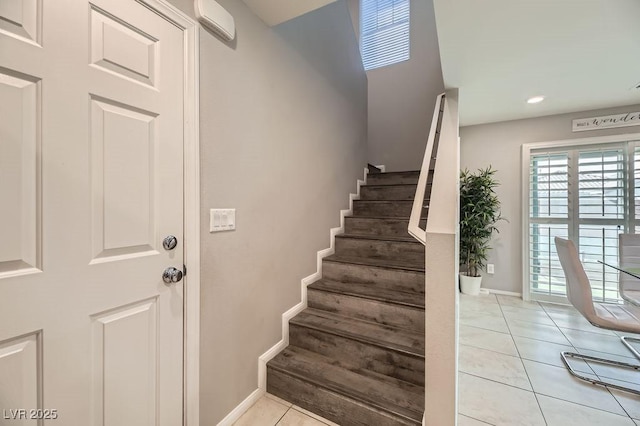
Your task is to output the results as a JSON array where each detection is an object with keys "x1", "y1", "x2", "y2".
[
  {"x1": 91, "y1": 298, "x2": 158, "y2": 426},
  {"x1": 90, "y1": 95, "x2": 159, "y2": 262},
  {"x1": 0, "y1": 70, "x2": 41, "y2": 276},
  {"x1": 90, "y1": 5, "x2": 158, "y2": 87},
  {"x1": 0, "y1": 1, "x2": 184, "y2": 425},
  {"x1": 0, "y1": 332, "x2": 41, "y2": 426},
  {"x1": 0, "y1": 0, "x2": 41, "y2": 46}
]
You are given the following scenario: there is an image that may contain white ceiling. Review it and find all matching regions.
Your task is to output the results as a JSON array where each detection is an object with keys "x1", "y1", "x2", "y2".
[
  {"x1": 242, "y1": 0, "x2": 337, "y2": 26},
  {"x1": 433, "y1": 0, "x2": 640, "y2": 126}
]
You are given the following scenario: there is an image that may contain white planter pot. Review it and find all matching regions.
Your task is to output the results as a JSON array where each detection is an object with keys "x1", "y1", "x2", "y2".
[{"x1": 460, "y1": 274, "x2": 482, "y2": 295}]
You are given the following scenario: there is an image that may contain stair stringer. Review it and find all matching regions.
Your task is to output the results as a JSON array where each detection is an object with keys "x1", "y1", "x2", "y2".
[{"x1": 214, "y1": 167, "x2": 370, "y2": 426}]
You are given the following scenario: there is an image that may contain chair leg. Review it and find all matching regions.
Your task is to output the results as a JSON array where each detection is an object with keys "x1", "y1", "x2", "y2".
[
  {"x1": 561, "y1": 351, "x2": 640, "y2": 395},
  {"x1": 621, "y1": 336, "x2": 640, "y2": 360}
]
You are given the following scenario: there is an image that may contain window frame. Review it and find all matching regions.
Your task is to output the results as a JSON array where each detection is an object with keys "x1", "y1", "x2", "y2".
[{"x1": 522, "y1": 132, "x2": 640, "y2": 304}]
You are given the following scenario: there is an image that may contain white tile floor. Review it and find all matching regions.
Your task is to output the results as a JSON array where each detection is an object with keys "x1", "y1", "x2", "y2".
[
  {"x1": 458, "y1": 293, "x2": 640, "y2": 425},
  {"x1": 234, "y1": 294, "x2": 640, "y2": 425},
  {"x1": 232, "y1": 393, "x2": 340, "y2": 426}
]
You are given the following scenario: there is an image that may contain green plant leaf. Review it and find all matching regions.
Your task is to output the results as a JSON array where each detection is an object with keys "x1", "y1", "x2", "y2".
[{"x1": 459, "y1": 166, "x2": 506, "y2": 275}]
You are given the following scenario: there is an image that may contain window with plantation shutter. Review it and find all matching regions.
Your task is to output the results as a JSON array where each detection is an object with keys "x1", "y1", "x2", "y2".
[
  {"x1": 360, "y1": 0, "x2": 410, "y2": 71},
  {"x1": 528, "y1": 145, "x2": 631, "y2": 303},
  {"x1": 634, "y1": 146, "x2": 640, "y2": 233},
  {"x1": 529, "y1": 153, "x2": 570, "y2": 297},
  {"x1": 576, "y1": 148, "x2": 625, "y2": 302}
]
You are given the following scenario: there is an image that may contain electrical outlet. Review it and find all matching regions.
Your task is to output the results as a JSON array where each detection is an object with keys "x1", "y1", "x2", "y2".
[
  {"x1": 210, "y1": 209, "x2": 236, "y2": 232},
  {"x1": 487, "y1": 264, "x2": 495, "y2": 274}
]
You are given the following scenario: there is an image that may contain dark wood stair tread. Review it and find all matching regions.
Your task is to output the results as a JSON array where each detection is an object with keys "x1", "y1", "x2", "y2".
[
  {"x1": 362, "y1": 183, "x2": 421, "y2": 188},
  {"x1": 335, "y1": 233, "x2": 421, "y2": 244},
  {"x1": 346, "y1": 215, "x2": 425, "y2": 221},
  {"x1": 345, "y1": 215, "x2": 424, "y2": 220},
  {"x1": 352, "y1": 200, "x2": 428, "y2": 217},
  {"x1": 309, "y1": 279, "x2": 424, "y2": 309},
  {"x1": 324, "y1": 254, "x2": 425, "y2": 272},
  {"x1": 292, "y1": 308, "x2": 425, "y2": 355},
  {"x1": 369, "y1": 170, "x2": 421, "y2": 176},
  {"x1": 364, "y1": 170, "x2": 431, "y2": 184},
  {"x1": 354, "y1": 200, "x2": 424, "y2": 204},
  {"x1": 268, "y1": 346, "x2": 424, "y2": 422}
]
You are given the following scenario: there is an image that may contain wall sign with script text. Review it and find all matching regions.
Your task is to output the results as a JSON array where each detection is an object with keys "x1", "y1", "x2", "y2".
[{"x1": 573, "y1": 112, "x2": 640, "y2": 132}]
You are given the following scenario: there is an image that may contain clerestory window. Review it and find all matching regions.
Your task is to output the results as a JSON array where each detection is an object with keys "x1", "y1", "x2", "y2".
[{"x1": 360, "y1": 0, "x2": 410, "y2": 71}]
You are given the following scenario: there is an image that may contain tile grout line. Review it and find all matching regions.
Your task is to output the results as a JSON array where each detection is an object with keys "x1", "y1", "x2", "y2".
[
  {"x1": 290, "y1": 406, "x2": 336, "y2": 426},
  {"x1": 460, "y1": 321, "x2": 511, "y2": 335},
  {"x1": 461, "y1": 354, "x2": 634, "y2": 423},
  {"x1": 542, "y1": 302, "x2": 638, "y2": 420},
  {"x1": 464, "y1": 317, "x2": 626, "y2": 350},
  {"x1": 458, "y1": 342, "x2": 522, "y2": 359},
  {"x1": 546, "y1": 306, "x2": 599, "y2": 377},
  {"x1": 459, "y1": 342, "x2": 531, "y2": 361},
  {"x1": 540, "y1": 303, "x2": 637, "y2": 367},
  {"x1": 459, "y1": 413, "x2": 496, "y2": 425},
  {"x1": 517, "y1": 351, "x2": 639, "y2": 381},
  {"x1": 599, "y1": 371, "x2": 639, "y2": 421},
  {"x1": 460, "y1": 370, "x2": 538, "y2": 393},
  {"x1": 541, "y1": 301, "x2": 636, "y2": 421},
  {"x1": 501, "y1": 299, "x2": 638, "y2": 422},
  {"x1": 273, "y1": 407, "x2": 290, "y2": 426},
  {"x1": 463, "y1": 297, "x2": 640, "y2": 423},
  {"x1": 495, "y1": 297, "x2": 549, "y2": 426},
  {"x1": 458, "y1": 315, "x2": 512, "y2": 335},
  {"x1": 532, "y1": 389, "x2": 637, "y2": 419},
  {"x1": 544, "y1": 303, "x2": 638, "y2": 420}
]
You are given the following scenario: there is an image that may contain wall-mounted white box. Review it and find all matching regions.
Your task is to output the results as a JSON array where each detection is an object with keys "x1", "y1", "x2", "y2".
[{"x1": 210, "y1": 209, "x2": 236, "y2": 232}]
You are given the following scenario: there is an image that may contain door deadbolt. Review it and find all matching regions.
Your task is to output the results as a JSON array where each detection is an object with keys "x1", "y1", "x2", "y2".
[
  {"x1": 163, "y1": 235, "x2": 178, "y2": 250},
  {"x1": 162, "y1": 267, "x2": 183, "y2": 284}
]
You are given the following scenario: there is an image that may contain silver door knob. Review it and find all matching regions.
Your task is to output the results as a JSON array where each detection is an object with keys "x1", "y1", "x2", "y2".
[
  {"x1": 162, "y1": 267, "x2": 183, "y2": 284},
  {"x1": 163, "y1": 235, "x2": 178, "y2": 250}
]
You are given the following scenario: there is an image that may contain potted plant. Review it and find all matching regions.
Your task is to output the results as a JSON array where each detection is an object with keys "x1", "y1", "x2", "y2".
[{"x1": 459, "y1": 166, "x2": 504, "y2": 295}]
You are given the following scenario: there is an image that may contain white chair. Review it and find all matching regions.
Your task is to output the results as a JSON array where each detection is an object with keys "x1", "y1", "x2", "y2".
[
  {"x1": 619, "y1": 233, "x2": 640, "y2": 306},
  {"x1": 554, "y1": 237, "x2": 640, "y2": 395}
]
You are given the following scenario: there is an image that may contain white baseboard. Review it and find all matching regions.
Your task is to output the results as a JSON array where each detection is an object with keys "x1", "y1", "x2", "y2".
[
  {"x1": 219, "y1": 168, "x2": 368, "y2": 424},
  {"x1": 484, "y1": 288, "x2": 522, "y2": 297},
  {"x1": 216, "y1": 388, "x2": 264, "y2": 426},
  {"x1": 257, "y1": 167, "x2": 367, "y2": 388},
  {"x1": 374, "y1": 164, "x2": 386, "y2": 172}
]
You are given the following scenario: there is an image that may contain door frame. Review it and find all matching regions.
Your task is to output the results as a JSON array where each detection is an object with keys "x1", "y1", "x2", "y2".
[{"x1": 135, "y1": 1, "x2": 200, "y2": 424}]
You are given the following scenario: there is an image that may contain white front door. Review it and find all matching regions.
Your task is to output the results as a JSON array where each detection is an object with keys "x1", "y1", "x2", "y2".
[{"x1": 0, "y1": 1, "x2": 185, "y2": 425}]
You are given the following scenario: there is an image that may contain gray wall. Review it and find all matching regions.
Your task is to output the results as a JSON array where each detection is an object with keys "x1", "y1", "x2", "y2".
[
  {"x1": 167, "y1": 0, "x2": 367, "y2": 423},
  {"x1": 366, "y1": 0, "x2": 444, "y2": 172},
  {"x1": 460, "y1": 104, "x2": 640, "y2": 294}
]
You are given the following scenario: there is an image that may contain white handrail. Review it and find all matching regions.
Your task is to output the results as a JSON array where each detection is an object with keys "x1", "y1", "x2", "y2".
[
  {"x1": 409, "y1": 90, "x2": 460, "y2": 426},
  {"x1": 408, "y1": 93, "x2": 445, "y2": 244},
  {"x1": 427, "y1": 90, "x2": 459, "y2": 236}
]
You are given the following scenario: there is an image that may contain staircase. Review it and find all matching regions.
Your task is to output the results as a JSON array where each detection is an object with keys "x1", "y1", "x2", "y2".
[{"x1": 267, "y1": 169, "x2": 428, "y2": 425}]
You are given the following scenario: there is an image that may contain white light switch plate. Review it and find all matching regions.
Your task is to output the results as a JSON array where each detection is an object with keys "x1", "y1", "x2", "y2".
[
  {"x1": 487, "y1": 264, "x2": 495, "y2": 274},
  {"x1": 210, "y1": 209, "x2": 236, "y2": 232}
]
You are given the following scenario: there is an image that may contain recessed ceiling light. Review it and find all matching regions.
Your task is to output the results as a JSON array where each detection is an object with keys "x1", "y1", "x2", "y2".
[{"x1": 527, "y1": 96, "x2": 545, "y2": 104}]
